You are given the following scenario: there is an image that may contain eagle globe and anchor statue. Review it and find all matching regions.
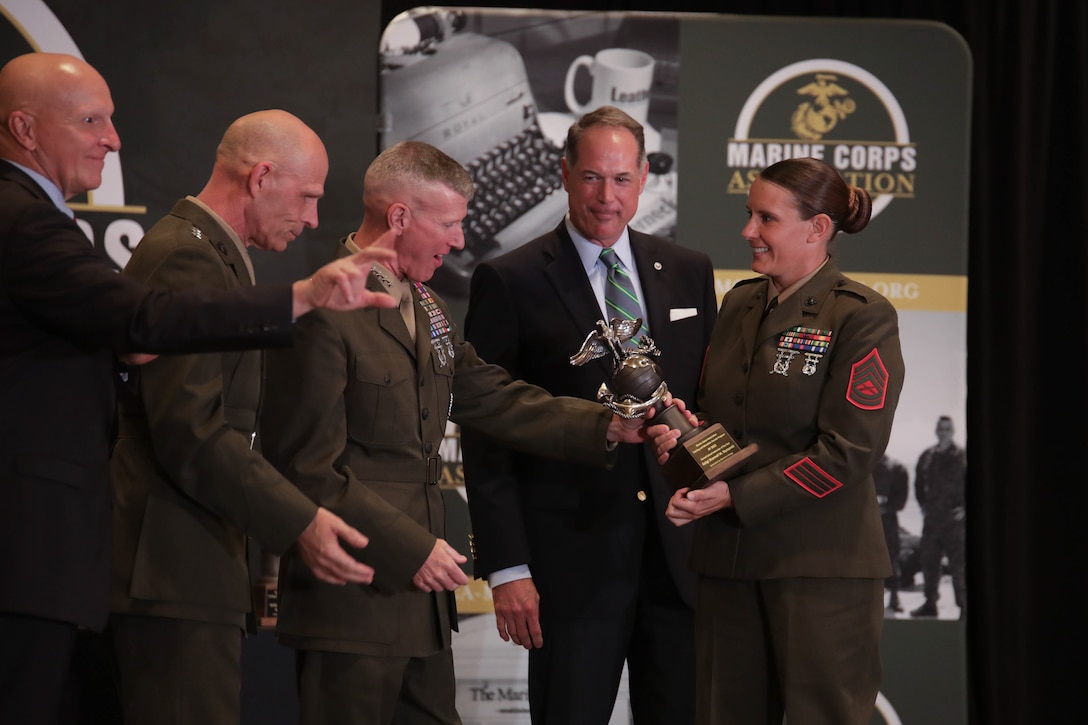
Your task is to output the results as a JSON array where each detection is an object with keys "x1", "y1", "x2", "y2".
[{"x1": 570, "y1": 317, "x2": 758, "y2": 490}]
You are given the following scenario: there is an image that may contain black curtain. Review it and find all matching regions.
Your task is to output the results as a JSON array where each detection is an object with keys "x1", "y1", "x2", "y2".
[{"x1": 379, "y1": 1, "x2": 1088, "y2": 722}]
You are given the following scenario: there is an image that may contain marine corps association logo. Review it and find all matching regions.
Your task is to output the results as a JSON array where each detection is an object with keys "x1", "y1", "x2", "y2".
[
  {"x1": 1, "y1": 0, "x2": 146, "y2": 268},
  {"x1": 726, "y1": 58, "x2": 916, "y2": 219}
]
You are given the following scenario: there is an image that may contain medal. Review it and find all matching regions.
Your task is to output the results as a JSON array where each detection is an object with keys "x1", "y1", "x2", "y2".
[
  {"x1": 772, "y1": 349, "x2": 798, "y2": 376},
  {"x1": 414, "y1": 282, "x2": 455, "y2": 366},
  {"x1": 771, "y1": 326, "x2": 832, "y2": 376}
]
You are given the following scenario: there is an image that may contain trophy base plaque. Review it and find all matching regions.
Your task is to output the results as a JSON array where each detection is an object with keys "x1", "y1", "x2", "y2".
[{"x1": 656, "y1": 405, "x2": 759, "y2": 490}]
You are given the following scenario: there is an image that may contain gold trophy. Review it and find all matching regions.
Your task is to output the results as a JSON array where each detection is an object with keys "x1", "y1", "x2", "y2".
[{"x1": 571, "y1": 318, "x2": 758, "y2": 490}]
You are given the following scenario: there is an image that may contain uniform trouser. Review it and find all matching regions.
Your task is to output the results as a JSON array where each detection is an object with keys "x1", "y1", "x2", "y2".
[
  {"x1": 881, "y1": 513, "x2": 901, "y2": 590},
  {"x1": 0, "y1": 613, "x2": 77, "y2": 725},
  {"x1": 694, "y1": 576, "x2": 884, "y2": 725},
  {"x1": 110, "y1": 613, "x2": 243, "y2": 725},
  {"x1": 919, "y1": 516, "x2": 967, "y2": 608},
  {"x1": 296, "y1": 647, "x2": 460, "y2": 725}
]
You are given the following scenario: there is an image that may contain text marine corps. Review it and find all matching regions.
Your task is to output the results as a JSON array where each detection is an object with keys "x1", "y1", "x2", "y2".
[{"x1": 726, "y1": 142, "x2": 917, "y2": 197}]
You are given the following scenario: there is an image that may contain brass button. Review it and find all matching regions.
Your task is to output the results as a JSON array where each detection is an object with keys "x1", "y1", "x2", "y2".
[{"x1": 637, "y1": 490, "x2": 648, "y2": 502}]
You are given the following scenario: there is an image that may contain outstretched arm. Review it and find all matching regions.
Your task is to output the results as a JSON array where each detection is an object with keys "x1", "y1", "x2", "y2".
[{"x1": 291, "y1": 231, "x2": 397, "y2": 317}]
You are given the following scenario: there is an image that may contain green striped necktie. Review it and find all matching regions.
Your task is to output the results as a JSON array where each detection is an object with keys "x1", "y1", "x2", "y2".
[{"x1": 600, "y1": 246, "x2": 649, "y2": 340}]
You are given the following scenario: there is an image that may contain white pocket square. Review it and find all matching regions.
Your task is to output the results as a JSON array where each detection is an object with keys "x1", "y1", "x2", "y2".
[{"x1": 669, "y1": 307, "x2": 698, "y2": 321}]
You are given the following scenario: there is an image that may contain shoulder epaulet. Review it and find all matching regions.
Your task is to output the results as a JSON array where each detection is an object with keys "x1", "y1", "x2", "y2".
[{"x1": 832, "y1": 277, "x2": 882, "y2": 303}]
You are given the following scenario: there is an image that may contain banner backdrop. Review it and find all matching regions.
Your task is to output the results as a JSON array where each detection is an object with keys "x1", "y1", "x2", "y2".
[{"x1": 378, "y1": 8, "x2": 970, "y2": 725}]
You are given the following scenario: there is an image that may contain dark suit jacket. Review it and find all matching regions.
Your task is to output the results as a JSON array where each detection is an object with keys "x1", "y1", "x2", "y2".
[
  {"x1": 461, "y1": 224, "x2": 717, "y2": 614},
  {"x1": 109, "y1": 199, "x2": 318, "y2": 628},
  {"x1": 260, "y1": 241, "x2": 618, "y2": 657},
  {"x1": 0, "y1": 162, "x2": 296, "y2": 630}
]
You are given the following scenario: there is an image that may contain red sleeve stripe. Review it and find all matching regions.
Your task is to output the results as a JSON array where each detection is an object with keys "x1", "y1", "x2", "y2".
[{"x1": 784, "y1": 457, "x2": 844, "y2": 498}]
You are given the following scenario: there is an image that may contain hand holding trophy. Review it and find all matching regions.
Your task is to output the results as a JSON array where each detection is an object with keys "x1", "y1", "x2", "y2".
[{"x1": 570, "y1": 318, "x2": 757, "y2": 490}]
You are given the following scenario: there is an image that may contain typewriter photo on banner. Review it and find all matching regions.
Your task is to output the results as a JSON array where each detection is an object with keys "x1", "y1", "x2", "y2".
[{"x1": 379, "y1": 8, "x2": 680, "y2": 297}]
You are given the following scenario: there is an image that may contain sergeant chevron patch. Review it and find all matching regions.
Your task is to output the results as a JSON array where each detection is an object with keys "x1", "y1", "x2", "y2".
[
  {"x1": 784, "y1": 457, "x2": 844, "y2": 498},
  {"x1": 846, "y1": 348, "x2": 889, "y2": 410}
]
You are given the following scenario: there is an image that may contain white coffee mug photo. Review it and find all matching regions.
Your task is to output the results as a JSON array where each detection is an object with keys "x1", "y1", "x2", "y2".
[{"x1": 564, "y1": 47, "x2": 655, "y2": 124}]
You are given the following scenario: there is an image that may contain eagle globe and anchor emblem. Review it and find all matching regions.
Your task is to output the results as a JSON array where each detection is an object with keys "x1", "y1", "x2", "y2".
[{"x1": 570, "y1": 318, "x2": 758, "y2": 490}]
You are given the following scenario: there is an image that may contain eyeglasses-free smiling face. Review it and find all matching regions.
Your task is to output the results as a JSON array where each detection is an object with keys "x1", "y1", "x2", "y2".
[
  {"x1": 742, "y1": 177, "x2": 832, "y2": 290},
  {"x1": 562, "y1": 124, "x2": 647, "y2": 247},
  {"x1": 27, "y1": 62, "x2": 120, "y2": 200}
]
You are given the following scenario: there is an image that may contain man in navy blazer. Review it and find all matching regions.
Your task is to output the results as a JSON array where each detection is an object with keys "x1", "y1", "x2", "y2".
[
  {"x1": 0, "y1": 52, "x2": 392, "y2": 724},
  {"x1": 461, "y1": 106, "x2": 717, "y2": 724}
]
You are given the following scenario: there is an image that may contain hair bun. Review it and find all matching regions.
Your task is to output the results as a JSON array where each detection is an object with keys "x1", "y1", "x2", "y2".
[{"x1": 842, "y1": 186, "x2": 873, "y2": 234}]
